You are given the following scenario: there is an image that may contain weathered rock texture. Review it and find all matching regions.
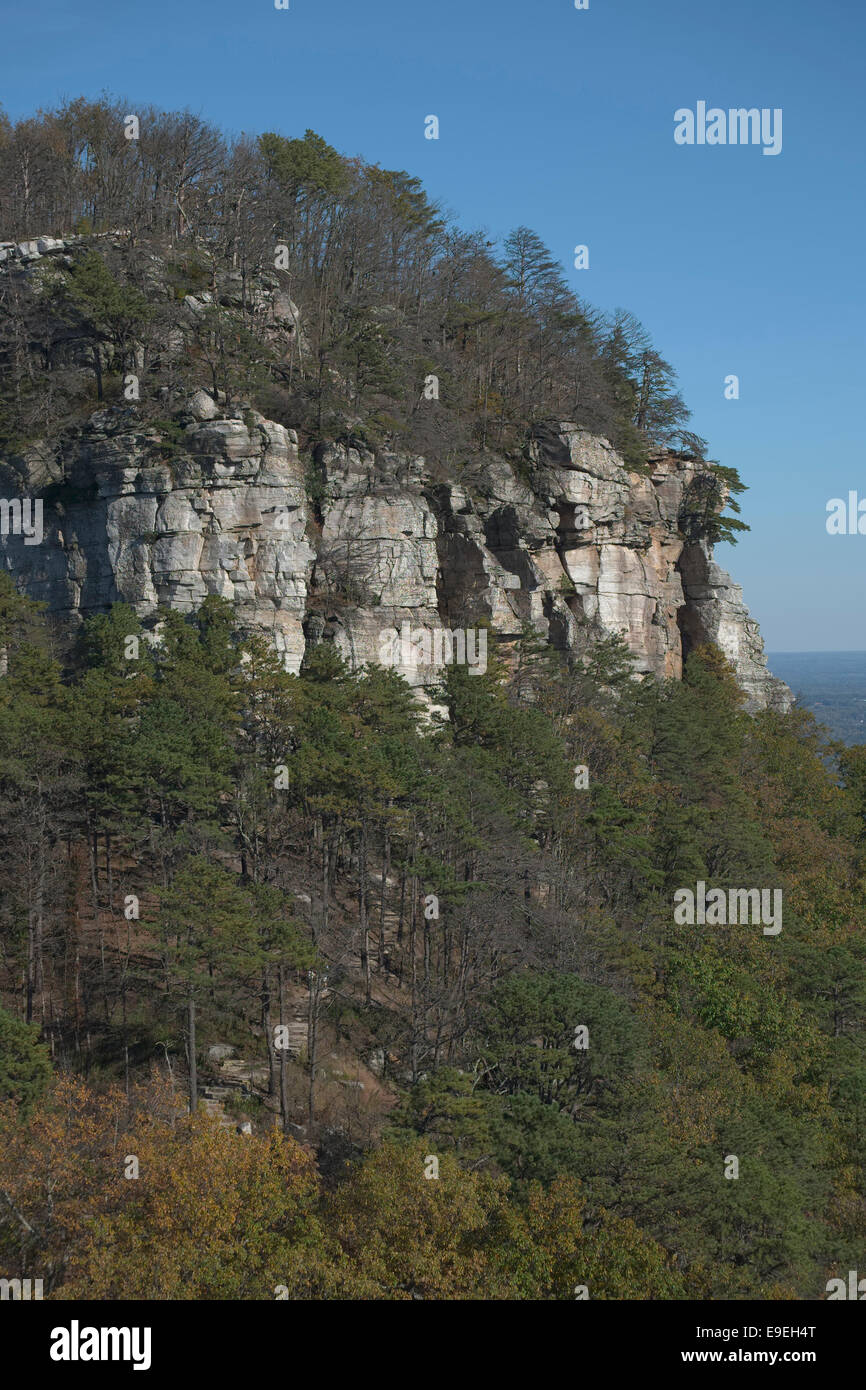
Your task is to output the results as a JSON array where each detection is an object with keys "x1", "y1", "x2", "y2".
[
  {"x1": 2, "y1": 403, "x2": 314, "y2": 672},
  {"x1": 0, "y1": 400, "x2": 790, "y2": 711}
]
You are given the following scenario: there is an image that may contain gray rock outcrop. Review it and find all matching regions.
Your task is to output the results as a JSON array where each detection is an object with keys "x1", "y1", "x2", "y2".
[
  {"x1": 0, "y1": 399, "x2": 790, "y2": 710},
  {"x1": 1, "y1": 404, "x2": 314, "y2": 672}
]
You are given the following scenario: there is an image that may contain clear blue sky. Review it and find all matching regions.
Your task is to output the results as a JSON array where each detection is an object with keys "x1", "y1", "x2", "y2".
[{"x1": 2, "y1": 0, "x2": 864, "y2": 650}]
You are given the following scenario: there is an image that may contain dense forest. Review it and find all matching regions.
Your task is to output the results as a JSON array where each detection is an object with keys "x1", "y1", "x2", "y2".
[
  {"x1": 1, "y1": 581, "x2": 865, "y2": 1299},
  {"x1": 0, "y1": 99, "x2": 863, "y2": 1301}
]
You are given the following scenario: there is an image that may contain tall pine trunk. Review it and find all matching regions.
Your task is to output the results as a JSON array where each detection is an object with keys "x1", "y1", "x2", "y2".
[
  {"x1": 278, "y1": 964, "x2": 289, "y2": 1134},
  {"x1": 187, "y1": 991, "x2": 197, "y2": 1115}
]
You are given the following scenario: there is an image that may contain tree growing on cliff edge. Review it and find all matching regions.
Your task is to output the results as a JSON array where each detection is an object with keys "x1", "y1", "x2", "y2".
[
  {"x1": 0, "y1": 96, "x2": 723, "y2": 476},
  {"x1": 47, "y1": 249, "x2": 150, "y2": 400},
  {"x1": 679, "y1": 466, "x2": 749, "y2": 546}
]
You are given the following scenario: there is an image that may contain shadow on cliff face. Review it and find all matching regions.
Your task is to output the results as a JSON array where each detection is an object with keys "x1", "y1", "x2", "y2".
[
  {"x1": 434, "y1": 532, "x2": 490, "y2": 627},
  {"x1": 676, "y1": 541, "x2": 712, "y2": 665},
  {"x1": 0, "y1": 487, "x2": 119, "y2": 628},
  {"x1": 528, "y1": 422, "x2": 573, "y2": 468},
  {"x1": 677, "y1": 609, "x2": 706, "y2": 667}
]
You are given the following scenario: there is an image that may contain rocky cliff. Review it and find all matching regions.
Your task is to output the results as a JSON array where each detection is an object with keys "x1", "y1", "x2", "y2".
[{"x1": 0, "y1": 390, "x2": 790, "y2": 711}]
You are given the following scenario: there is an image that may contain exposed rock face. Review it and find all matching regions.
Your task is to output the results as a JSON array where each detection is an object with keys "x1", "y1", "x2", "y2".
[
  {"x1": 677, "y1": 541, "x2": 786, "y2": 710},
  {"x1": 0, "y1": 400, "x2": 790, "y2": 710},
  {"x1": 1, "y1": 405, "x2": 314, "y2": 672},
  {"x1": 0, "y1": 235, "x2": 76, "y2": 264},
  {"x1": 310, "y1": 442, "x2": 444, "y2": 685}
]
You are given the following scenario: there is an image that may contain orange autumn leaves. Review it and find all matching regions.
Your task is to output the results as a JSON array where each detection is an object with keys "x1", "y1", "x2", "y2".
[{"x1": 0, "y1": 1074, "x2": 682, "y2": 1300}]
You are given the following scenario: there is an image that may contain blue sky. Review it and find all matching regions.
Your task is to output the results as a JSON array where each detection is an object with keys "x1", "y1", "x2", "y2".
[{"x1": 1, "y1": 0, "x2": 864, "y2": 650}]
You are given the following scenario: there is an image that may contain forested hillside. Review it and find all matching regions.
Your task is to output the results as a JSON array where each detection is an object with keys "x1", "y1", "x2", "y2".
[
  {"x1": 0, "y1": 99, "x2": 863, "y2": 1302},
  {"x1": 1, "y1": 579, "x2": 864, "y2": 1299}
]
